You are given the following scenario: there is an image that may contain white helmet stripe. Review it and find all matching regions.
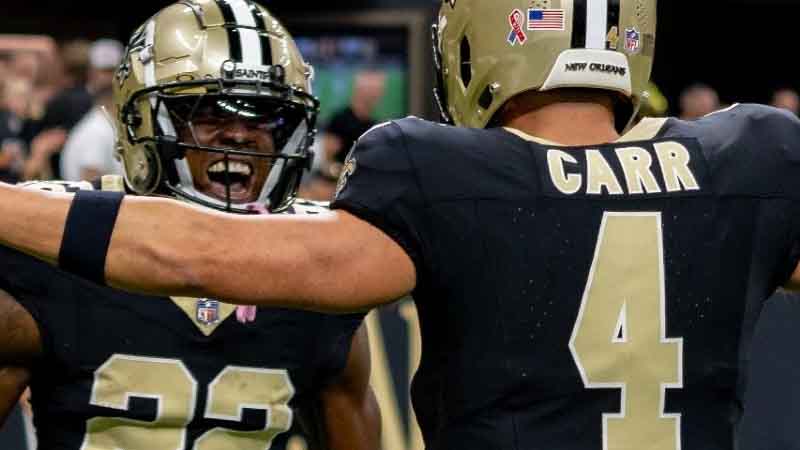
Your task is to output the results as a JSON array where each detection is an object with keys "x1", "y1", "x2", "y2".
[
  {"x1": 221, "y1": 0, "x2": 263, "y2": 65},
  {"x1": 143, "y1": 19, "x2": 163, "y2": 126},
  {"x1": 585, "y1": 0, "x2": 609, "y2": 49},
  {"x1": 143, "y1": 19, "x2": 157, "y2": 95}
]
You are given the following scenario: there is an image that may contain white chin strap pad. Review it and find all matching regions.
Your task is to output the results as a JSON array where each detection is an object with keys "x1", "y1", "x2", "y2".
[{"x1": 541, "y1": 49, "x2": 632, "y2": 97}]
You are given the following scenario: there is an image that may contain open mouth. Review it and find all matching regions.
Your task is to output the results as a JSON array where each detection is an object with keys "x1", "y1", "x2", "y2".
[{"x1": 205, "y1": 159, "x2": 255, "y2": 201}]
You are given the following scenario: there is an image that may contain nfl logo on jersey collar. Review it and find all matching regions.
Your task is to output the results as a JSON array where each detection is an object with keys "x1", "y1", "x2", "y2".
[{"x1": 196, "y1": 299, "x2": 221, "y2": 325}]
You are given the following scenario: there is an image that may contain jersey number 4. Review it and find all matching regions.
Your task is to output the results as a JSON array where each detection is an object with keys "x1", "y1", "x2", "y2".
[
  {"x1": 80, "y1": 354, "x2": 294, "y2": 450},
  {"x1": 570, "y1": 213, "x2": 683, "y2": 450}
]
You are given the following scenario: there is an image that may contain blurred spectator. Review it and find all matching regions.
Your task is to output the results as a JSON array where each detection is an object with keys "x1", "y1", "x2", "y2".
[
  {"x1": 770, "y1": 87, "x2": 800, "y2": 116},
  {"x1": 22, "y1": 39, "x2": 96, "y2": 180},
  {"x1": 306, "y1": 70, "x2": 387, "y2": 200},
  {"x1": 8, "y1": 52, "x2": 40, "y2": 85},
  {"x1": 679, "y1": 83, "x2": 720, "y2": 120},
  {"x1": 7, "y1": 51, "x2": 50, "y2": 123},
  {"x1": 86, "y1": 39, "x2": 124, "y2": 95},
  {"x1": 0, "y1": 52, "x2": 8, "y2": 80},
  {"x1": 1, "y1": 35, "x2": 61, "y2": 123},
  {"x1": 60, "y1": 86, "x2": 122, "y2": 182},
  {"x1": 60, "y1": 39, "x2": 123, "y2": 182},
  {"x1": 323, "y1": 70, "x2": 386, "y2": 164},
  {"x1": 0, "y1": 77, "x2": 33, "y2": 182}
]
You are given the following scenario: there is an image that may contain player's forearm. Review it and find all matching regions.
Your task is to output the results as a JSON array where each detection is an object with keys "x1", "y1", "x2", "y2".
[
  {"x1": 0, "y1": 182, "x2": 265, "y2": 304},
  {"x1": 116, "y1": 196, "x2": 420, "y2": 311},
  {"x1": 0, "y1": 183, "x2": 410, "y2": 312},
  {"x1": 107, "y1": 196, "x2": 387, "y2": 312},
  {"x1": 0, "y1": 183, "x2": 69, "y2": 265}
]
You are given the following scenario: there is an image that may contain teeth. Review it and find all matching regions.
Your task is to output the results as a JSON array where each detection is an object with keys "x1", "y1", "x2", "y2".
[{"x1": 207, "y1": 161, "x2": 252, "y2": 176}]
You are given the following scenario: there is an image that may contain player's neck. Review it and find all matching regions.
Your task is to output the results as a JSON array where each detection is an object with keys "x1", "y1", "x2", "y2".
[{"x1": 500, "y1": 90, "x2": 620, "y2": 146}]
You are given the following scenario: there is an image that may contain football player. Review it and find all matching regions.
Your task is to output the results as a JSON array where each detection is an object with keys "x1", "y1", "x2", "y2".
[
  {"x1": 1, "y1": 0, "x2": 800, "y2": 449},
  {"x1": 0, "y1": 1, "x2": 379, "y2": 449}
]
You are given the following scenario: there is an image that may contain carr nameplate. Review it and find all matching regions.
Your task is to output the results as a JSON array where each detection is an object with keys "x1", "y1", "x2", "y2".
[{"x1": 534, "y1": 138, "x2": 710, "y2": 199}]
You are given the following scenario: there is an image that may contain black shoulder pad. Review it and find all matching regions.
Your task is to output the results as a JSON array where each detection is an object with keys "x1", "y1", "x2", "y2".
[
  {"x1": 330, "y1": 119, "x2": 428, "y2": 272},
  {"x1": 663, "y1": 104, "x2": 800, "y2": 198}
]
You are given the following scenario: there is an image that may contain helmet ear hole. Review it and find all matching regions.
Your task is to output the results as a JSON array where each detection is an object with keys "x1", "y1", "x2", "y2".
[
  {"x1": 123, "y1": 107, "x2": 143, "y2": 128},
  {"x1": 478, "y1": 85, "x2": 493, "y2": 110},
  {"x1": 459, "y1": 37, "x2": 472, "y2": 89},
  {"x1": 126, "y1": 144, "x2": 162, "y2": 195}
]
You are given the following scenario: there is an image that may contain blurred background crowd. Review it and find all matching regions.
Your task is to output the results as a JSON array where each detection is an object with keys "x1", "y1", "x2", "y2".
[
  {"x1": 3, "y1": 25, "x2": 800, "y2": 201},
  {"x1": 0, "y1": 36, "x2": 123, "y2": 184},
  {"x1": 5, "y1": 34, "x2": 800, "y2": 199}
]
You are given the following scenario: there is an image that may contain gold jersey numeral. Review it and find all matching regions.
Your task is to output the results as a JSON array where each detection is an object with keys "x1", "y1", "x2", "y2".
[
  {"x1": 569, "y1": 213, "x2": 683, "y2": 450},
  {"x1": 81, "y1": 355, "x2": 196, "y2": 450},
  {"x1": 195, "y1": 367, "x2": 295, "y2": 450},
  {"x1": 81, "y1": 355, "x2": 295, "y2": 450}
]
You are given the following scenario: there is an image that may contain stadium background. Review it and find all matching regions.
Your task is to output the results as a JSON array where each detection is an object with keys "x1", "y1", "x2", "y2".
[{"x1": 2, "y1": 0, "x2": 800, "y2": 449}]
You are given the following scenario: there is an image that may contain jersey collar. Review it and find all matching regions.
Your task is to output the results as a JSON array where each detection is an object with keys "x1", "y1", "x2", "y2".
[
  {"x1": 503, "y1": 117, "x2": 669, "y2": 146},
  {"x1": 170, "y1": 297, "x2": 238, "y2": 336}
]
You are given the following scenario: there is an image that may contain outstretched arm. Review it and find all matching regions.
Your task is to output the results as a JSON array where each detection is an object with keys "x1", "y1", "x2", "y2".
[
  {"x1": 320, "y1": 324, "x2": 381, "y2": 450},
  {"x1": 0, "y1": 183, "x2": 415, "y2": 313}
]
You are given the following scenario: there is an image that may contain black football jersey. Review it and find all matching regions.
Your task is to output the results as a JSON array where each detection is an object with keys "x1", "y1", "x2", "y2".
[
  {"x1": 331, "y1": 105, "x2": 800, "y2": 450},
  {"x1": 0, "y1": 199, "x2": 363, "y2": 450}
]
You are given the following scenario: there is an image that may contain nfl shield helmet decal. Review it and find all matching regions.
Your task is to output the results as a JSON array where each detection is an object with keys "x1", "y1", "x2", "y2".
[
  {"x1": 196, "y1": 299, "x2": 221, "y2": 325},
  {"x1": 625, "y1": 27, "x2": 642, "y2": 54}
]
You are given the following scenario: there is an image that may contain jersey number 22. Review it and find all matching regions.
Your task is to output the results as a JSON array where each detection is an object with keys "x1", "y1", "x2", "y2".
[{"x1": 81, "y1": 355, "x2": 294, "y2": 450}]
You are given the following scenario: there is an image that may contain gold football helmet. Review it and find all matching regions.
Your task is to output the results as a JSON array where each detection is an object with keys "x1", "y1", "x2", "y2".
[
  {"x1": 114, "y1": 0, "x2": 319, "y2": 213},
  {"x1": 433, "y1": 0, "x2": 656, "y2": 130}
]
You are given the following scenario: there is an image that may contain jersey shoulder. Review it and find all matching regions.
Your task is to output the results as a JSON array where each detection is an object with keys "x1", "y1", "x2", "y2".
[
  {"x1": 664, "y1": 103, "x2": 800, "y2": 149},
  {"x1": 335, "y1": 116, "x2": 530, "y2": 205},
  {"x1": 346, "y1": 116, "x2": 502, "y2": 163},
  {"x1": 662, "y1": 104, "x2": 800, "y2": 198}
]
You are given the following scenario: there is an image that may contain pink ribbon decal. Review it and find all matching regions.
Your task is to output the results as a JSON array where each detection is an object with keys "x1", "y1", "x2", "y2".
[{"x1": 508, "y1": 9, "x2": 527, "y2": 45}]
